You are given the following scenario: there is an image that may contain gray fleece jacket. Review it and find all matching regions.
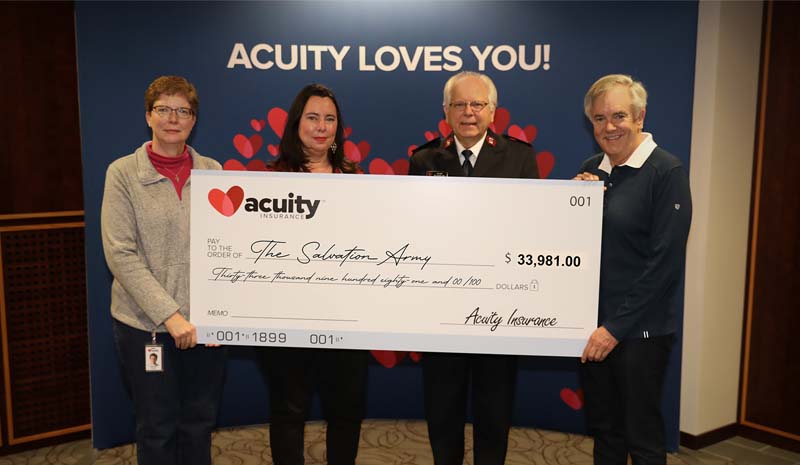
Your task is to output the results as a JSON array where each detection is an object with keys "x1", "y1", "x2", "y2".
[{"x1": 101, "y1": 142, "x2": 221, "y2": 332}]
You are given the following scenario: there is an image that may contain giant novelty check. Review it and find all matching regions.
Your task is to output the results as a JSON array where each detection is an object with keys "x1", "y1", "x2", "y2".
[{"x1": 191, "y1": 170, "x2": 602, "y2": 356}]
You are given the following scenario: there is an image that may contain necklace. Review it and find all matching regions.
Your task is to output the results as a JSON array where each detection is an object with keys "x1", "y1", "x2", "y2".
[{"x1": 160, "y1": 164, "x2": 187, "y2": 183}]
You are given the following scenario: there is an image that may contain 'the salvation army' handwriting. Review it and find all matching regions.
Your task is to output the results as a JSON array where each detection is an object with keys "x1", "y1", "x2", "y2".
[{"x1": 250, "y1": 239, "x2": 433, "y2": 270}]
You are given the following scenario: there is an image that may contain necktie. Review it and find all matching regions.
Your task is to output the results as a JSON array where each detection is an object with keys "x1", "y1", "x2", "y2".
[{"x1": 462, "y1": 150, "x2": 473, "y2": 176}]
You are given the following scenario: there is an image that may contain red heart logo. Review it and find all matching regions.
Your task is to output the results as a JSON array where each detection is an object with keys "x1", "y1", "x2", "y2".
[
  {"x1": 407, "y1": 145, "x2": 418, "y2": 157},
  {"x1": 343, "y1": 126, "x2": 353, "y2": 138},
  {"x1": 208, "y1": 186, "x2": 244, "y2": 217},
  {"x1": 267, "y1": 144, "x2": 279, "y2": 157},
  {"x1": 536, "y1": 151, "x2": 555, "y2": 179},
  {"x1": 268, "y1": 107, "x2": 288, "y2": 138},
  {"x1": 233, "y1": 134, "x2": 263, "y2": 159},
  {"x1": 425, "y1": 131, "x2": 437, "y2": 141},
  {"x1": 223, "y1": 159, "x2": 247, "y2": 171},
  {"x1": 368, "y1": 158, "x2": 394, "y2": 174},
  {"x1": 250, "y1": 119, "x2": 265, "y2": 132},
  {"x1": 438, "y1": 120, "x2": 451, "y2": 137},
  {"x1": 560, "y1": 387, "x2": 584, "y2": 410},
  {"x1": 493, "y1": 107, "x2": 511, "y2": 134},
  {"x1": 391, "y1": 158, "x2": 409, "y2": 175},
  {"x1": 409, "y1": 352, "x2": 421, "y2": 362}
]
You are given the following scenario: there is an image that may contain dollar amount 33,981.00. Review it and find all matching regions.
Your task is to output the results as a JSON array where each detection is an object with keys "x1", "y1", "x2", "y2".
[{"x1": 508, "y1": 253, "x2": 582, "y2": 267}]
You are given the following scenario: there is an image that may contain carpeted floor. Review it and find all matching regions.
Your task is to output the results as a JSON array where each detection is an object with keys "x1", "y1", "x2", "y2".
[{"x1": 0, "y1": 420, "x2": 738, "y2": 465}]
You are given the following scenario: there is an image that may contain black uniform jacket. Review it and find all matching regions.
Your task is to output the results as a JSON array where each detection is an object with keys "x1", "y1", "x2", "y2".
[{"x1": 408, "y1": 129, "x2": 539, "y2": 179}]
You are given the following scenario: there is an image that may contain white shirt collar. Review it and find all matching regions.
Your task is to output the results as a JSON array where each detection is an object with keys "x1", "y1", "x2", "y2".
[
  {"x1": 598, "y1": 132, "x2": 657, "y2": 174},
  {"x1": 455, "y1": 132, "x2": 487, "y2": 165}
]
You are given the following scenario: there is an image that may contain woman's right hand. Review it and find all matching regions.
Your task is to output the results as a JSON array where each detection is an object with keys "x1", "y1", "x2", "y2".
[{"x1": 164, "y1": 312, "x2": 197, "y2": 349}]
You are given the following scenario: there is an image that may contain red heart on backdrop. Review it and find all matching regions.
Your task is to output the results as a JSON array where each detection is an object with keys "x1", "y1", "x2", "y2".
[
  {"x1": 267, "y1": 144, "x2": 279, "y2": 157},
  {"x1": 208, "y1": 186, "x2": 244, "y2": 217},
  {"x1": 560, "y1": 387, "x2": 584, "y2": 410},
  {"x1": 233, "y1": 134, "x2": 262, "y2": 159},
  {"x1": 268, "y1": 107, "x2": 288, "y2": 138},
  {"x1": 368, "y1": 158, "x2": 395, "y2": 174},
  {"x1": 343, "y1": 126, "x2": 353, "y2": 138},
  {"x1": 493, "y1": 107, "x2": 511, "y2": 134},
  {"x1": 369, "y1": 350, "x2": 421, "y2": 367},
  {"x1": 391, "y1": 158, "x2": 409, "y2": 175},
  {"x1": 425, "y1": 131, "x2": 437, "y2": 141},
  {"x1": 250, "y1": 119, "x2": 265, "y2": 132},
  {"x1": 438, "y1": 120, "x2": 451, "y2": 137},
  {"x1": 523, "y1": 125, "x2": 538, "y2": 142},
  {"x1": 536, "y1": 151, "x2": 555, "y2": 178},
  {"x1": 371, "y1": 350, "x2": 403, "y2": 368},
  {"x1": 357, "y1": 141, "x2": 371, "y2": 158},
  {"x1": 247, "y1": 159, "x2": 267, "y2": 171},
  {"x1": 507, "y1": 124, "x2": 538, "y2": 144},
  {"x1": 223, "y1": 159, "x2": 246, "y2": 171},
  {"x1": 507, "y1": 125, "x2": 526, "y2": 142},
  {"x1": 344, "y1": 140, "x2": 361, "y2": 162},
  {"x1": 344, "y1": 140, "x2": 371, "y2": 163},
  {"x1": 407, "y1": 145, "x2": 418, "y2": 157}
]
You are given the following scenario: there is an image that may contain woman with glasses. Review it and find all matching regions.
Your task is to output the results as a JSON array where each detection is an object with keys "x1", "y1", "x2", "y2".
[
  {"x1": 101, "y1": 75, "x2": 227, "y2": 465},
  {"x1": 260, "y1": 83, "x2": 368, "y2": 465}
]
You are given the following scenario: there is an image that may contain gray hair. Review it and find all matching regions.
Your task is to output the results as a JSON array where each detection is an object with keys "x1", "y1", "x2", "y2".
[
  {"x1": 442, "y1": 71, "x2": 498, "y2": 109},
  {"x1": 583, "y1": 74, "x2": 647, "y2": 120}
]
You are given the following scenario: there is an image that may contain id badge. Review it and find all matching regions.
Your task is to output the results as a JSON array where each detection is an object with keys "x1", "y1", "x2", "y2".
[{"x1": 145, "y1": 344, "x2": 163, "y2": 372}]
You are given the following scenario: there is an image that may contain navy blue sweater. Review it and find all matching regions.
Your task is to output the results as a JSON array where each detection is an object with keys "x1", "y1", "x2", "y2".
[{"x1": 580, "y1": 147, "x2": 692, "y2": 340}]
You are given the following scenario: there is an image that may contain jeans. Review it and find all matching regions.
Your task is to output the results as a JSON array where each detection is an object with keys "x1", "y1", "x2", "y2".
[{"x1": 113, "y1": 319, "x2": 227, "y2": 465}]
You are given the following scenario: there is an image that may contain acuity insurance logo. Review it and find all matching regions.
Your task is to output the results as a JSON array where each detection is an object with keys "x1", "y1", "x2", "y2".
[{"x1": 208, "y1": 186, "x2": 321, "y2": 220}]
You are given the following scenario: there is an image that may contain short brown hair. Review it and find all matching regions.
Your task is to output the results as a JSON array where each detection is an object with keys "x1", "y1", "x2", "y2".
[{"x1": 144, "y1": 75, "x2": 199, "y2": 114}]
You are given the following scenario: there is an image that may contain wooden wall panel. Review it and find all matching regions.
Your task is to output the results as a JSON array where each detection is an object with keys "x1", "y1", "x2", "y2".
[
  {"x1": 0, "y1": 2, "x2": 91, "y2": 452},
  {"x1": 0, "y1": 225, "x2": 90, "y2": 445},
  {"x1": 741, "y1": 0, "x2": 800, "y2": 442},
  {"x1": 0, "y1": 2, "x2": 83, "y2": 215}
]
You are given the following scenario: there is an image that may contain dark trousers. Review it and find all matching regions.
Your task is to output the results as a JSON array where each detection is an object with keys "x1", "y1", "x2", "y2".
[
  {"x1": 422, "y1": 352, "x2": 517, "y2": 465},
  {"x1": 261, "y1": 347, "x2": 368, "y2": 465},
  {"x1": 580, "y1": 335, "x2": 673, "y2": 465},
  {"x1": 112, "y1": 320, "x2": 227, "y2": 465}
]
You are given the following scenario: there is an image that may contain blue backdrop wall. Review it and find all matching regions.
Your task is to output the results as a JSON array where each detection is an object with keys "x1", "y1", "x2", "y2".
[{"x1": 76, "y1": 1, "x2": 698, "y2": 450}]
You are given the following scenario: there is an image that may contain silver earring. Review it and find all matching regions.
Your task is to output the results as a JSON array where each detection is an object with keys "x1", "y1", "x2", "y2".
[{"x1": 330, "y1": 142, "x2": 337, "y2": 153}]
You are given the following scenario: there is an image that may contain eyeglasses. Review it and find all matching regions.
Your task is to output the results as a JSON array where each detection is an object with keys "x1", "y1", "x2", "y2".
[
  {"x1": 448, "y1": 101, "x2": 490, "y2": 113},
  {"x1": 151, "y1": 105, "x2": 194, "y2": 119}
]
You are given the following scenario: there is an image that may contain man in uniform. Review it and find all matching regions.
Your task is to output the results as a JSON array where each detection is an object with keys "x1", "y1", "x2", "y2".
[{"x1": 409, "y1": 71, "x2": 539, "y2": 465}]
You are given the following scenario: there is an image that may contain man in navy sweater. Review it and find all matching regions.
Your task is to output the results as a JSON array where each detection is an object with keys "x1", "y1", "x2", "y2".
[{"x1": 574, "y1": 74, "x2": 692, "y2": 465}]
